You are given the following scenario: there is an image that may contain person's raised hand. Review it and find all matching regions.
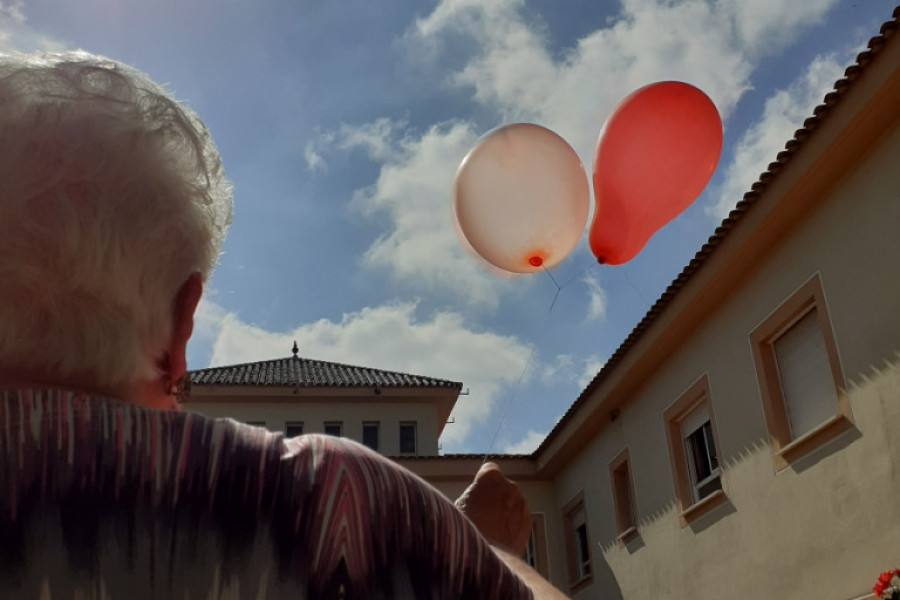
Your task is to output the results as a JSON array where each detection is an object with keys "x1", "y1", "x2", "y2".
[{"x1": 455, "y1": 462, "x2": 533, "y2": 556}]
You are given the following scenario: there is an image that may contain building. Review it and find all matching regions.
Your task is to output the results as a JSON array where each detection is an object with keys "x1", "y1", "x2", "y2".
[
  {"x1": 185, "y1": 10, "x2": 900, "y2": 599},
  {"x1": 184, "y1": 343, "x2": 460, "y2": 457}
]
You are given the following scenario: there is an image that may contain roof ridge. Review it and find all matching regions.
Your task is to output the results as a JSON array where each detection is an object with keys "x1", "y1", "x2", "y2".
[
  {"x1": 189, "y1": 355, "x2": 288, "y2": 374},
  {"x1": 193, "y1": 355, "x2": 457, "y2": 381},
  {"x1": 188, "y1": 354, "x2": 462, "y2": 388}
]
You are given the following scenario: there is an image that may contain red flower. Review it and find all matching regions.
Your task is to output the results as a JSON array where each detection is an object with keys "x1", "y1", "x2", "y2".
[{"x1": 874, "y1": 568, "x2": 900, "y2": 597}]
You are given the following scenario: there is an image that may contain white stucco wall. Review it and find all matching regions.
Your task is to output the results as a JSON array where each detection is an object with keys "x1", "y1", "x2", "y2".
[
  {"x1": 184, "y1": 398, "x2": 442, "y2": 456},
  {"x1": 549, "y1": 115, "x2": 900, "y2": 599}
]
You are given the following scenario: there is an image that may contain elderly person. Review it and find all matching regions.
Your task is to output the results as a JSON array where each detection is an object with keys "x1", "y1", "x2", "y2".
[{"x1": 0, "y1": 52, "x2": 566, "y2": 599}]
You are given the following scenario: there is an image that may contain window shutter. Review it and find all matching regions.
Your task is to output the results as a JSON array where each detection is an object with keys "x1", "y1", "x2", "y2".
[
  {"x1": 570, "y1": 504, "x2": 586, "y2": 529},
  {"x1": 773, "y1": 309, "x2": 838, "y2": 438},
  {"x1": 680, "y1": 402, "x2": 708, "y2": 438}
]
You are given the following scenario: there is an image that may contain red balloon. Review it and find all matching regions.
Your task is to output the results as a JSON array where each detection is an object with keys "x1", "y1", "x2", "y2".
[{"x1": 589, "y1": 81, "x2": 722, "y2": 265}]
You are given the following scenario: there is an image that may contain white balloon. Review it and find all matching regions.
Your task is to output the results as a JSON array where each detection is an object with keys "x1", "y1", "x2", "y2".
[{"x1": 452, "y1": 123, "x2": 589, "y2": 274}]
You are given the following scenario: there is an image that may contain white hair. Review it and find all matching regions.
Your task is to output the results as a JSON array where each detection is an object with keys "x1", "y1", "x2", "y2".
[{"x1": 0, "y1": 51, "x2": 232, "y2": 387}]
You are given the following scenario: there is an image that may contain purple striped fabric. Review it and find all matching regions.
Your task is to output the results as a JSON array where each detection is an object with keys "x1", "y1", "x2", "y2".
[{"x1": 0, "y1": 388, "x2": 533, "y2": 599}]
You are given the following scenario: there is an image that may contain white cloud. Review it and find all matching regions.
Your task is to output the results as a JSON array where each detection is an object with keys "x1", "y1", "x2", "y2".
[
  {"x1": 349, "y1": 120, "x2": 512, "y2": 308},
  {"x1": 0, "y1": 1, "x2": 24, "y2": 25},
  {"x1": 583, "y1": 273, "x2": 607, "y2": 322},
  {"x1": 345, "y1": 0, "x2": 841, "y2": 302},
  {"x1": 303, "y1": 142, "x2": 326, "y2": 172},
  {"x1": 578, "y1": 354, "x2": 607, "y2": 389},
  {"x1": 308, "y1": 118, "x2": 408, "y2": 172},
  {"x1": 208, "y1": 300, "x2": 532, "y2": 449},
  {"x1": 194, "y1": 296, "x2": 230, "y2": 338},
  {"x1": 412, "y1": 0, "x2": 840, "y2": 162},
  {"x1": 708, "y1": 52, "x2": 847, "y2": 218},
  {"x1": 539, "y1": 353, "x2": 574, "y2": 385},
  {"x1": 0, "y1": 2, "x2": 65, "y2": 53},
  {"x1": 336, "y1": 117, "x2": 406, "y2": 162},
  {"x1": 501, "y1": 429, "x2": 547, "y2": 454},
  {"x1": 537, "y1": 350, "x2": 609, "y2": 389},
  {"x1": 185, "y1": 296, "x2": 233, "y2": 370}
]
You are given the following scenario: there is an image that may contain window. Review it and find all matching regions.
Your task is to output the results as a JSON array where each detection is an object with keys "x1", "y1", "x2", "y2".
[
  {"x1": 362, "y1": 422, "x2": 380, "y2": 451},
  {"x1": 284, "y1": 422, "x2": 304, "y2": 437},
  {"x1": 750, "y1": 275, "x2": 852, "y2": 469},
  {"x1": 664, "y1": 375, "x2": 727, "y2": 526},
  {"x1": 682, "y1": 407, "x2": 722, "y2": 503},
  {"x1": 561, "y1": 492, "x2": 592, "y2": 591},
  {"x1": 399, "y1": 422, "x2": 417, "y2": 454},
  {"x1": 324, "y1": 422, "x2": 342, "y2": 437},
  {"x1": 523, "y1": 529, "x2": 537, "y2": 567},
  {"x1": 609, "y1": 448, "x2": 638, "y2": 543},
  {"x1": 521, "y1": 514, "x2": 549, "y2": 578}
]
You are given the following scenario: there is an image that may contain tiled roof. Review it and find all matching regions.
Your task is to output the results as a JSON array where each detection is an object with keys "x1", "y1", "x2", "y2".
[
  {"x1": 535, "y1": 8, "x2": 900, "y2": 457},
  {"x1": 391, "y1": 453, "x2": 531, "y2": 460},
  {"x1": 188, "y1": 356, "x2": 462, "y2": 389}
]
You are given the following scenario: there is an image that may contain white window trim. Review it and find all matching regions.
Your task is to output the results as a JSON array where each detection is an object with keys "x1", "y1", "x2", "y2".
[
  {"x1": 749, "y1": 274, "x2": 853, "y2": 470},
  {"x1": 663, "y1": 374, "x2": 728, "y2": 526}
]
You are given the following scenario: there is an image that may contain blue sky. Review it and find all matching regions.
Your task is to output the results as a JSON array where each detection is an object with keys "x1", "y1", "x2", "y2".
[{"x1": 3, "y1": 0, "x2": 895, "y2": 453}]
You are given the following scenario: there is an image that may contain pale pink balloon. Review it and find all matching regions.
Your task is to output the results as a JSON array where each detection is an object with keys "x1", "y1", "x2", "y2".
[{"x1": 452, "y1": 123, "x2": 590, "y2": 274}]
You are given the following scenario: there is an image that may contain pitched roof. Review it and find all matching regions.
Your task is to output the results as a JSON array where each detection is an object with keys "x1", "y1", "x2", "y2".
[
  {"x1": 392, "y1": 453, "x2": 531, "y2": 460},
  {"x1": 188, "y1": 355, "x2": 462, "y2": 390},
  {"x1": 535, "y1": 8, "x2": 900, "y2": 457}
]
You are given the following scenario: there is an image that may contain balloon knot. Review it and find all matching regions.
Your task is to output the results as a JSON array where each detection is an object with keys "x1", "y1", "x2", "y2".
[{"x1": 528, "y1": 256, "x2": 543, "y2": 267}]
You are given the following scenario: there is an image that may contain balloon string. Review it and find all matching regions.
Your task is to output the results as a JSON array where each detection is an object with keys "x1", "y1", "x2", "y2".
[
  {"x1": 543, "y1": 265, "x2": 562, "y2": 289},
  {"x1": 546, "y1": 257, "x2": 603, "y2": 292},
  {"x1": 621, "y1": 264, "x2": 652, "y2": 310},
  {"x1": 483, "y1": 278, "x2": 561, "y2": 462},
  {"x1": 559, "y1": 260, "x2": 602, "y2": 290},
  {"x1": 481, "y1": 259, "x2": 602, "y2": 461}
]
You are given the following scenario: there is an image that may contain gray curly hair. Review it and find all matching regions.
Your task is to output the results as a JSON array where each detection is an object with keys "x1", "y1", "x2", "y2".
[{"x1": 0, "y1": 51, "x2": 233, "y2": 387}]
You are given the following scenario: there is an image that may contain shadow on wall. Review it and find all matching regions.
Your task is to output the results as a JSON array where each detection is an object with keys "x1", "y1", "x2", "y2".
[
  {"x1": 789, "y1": 426, "x2": 862, "y2": 474},
  {"x1": 688, "y1": 497, "x2": 736, "y2": 535},
  {"x1": 846, "y1": 349, "x2": 900, "y2": 394},
  {"x1": 617, "y1": 444, "x2": 756, "y2": 540},
  {"x1": 628, "y1": 345, "x2": 900, "y2": 531},
  {"x1": 589, "y1": 348, "x2": 900, "y2": 597},
  {"x1": 592, "y1": 551, "x2": 625, "y2": 600},
  {"x1": 788, "y1": 348, "x2": 900, "y2": 474}
]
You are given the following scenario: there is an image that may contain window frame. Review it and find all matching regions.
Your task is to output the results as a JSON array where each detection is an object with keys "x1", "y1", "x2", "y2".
[
  {"x1": 561, "y1": 491, "x2": 593, "y2": 592},
  {"x1": 663, "y1": 375, "x2": 727, "y2": 526},
  {"x1": 749, "y1": 274, "x2": 852, "y2": 470},
  {"x1": 609, "y1": 447, "x2": 639, "y2": 544},
  {"x1": 323, "y1": 421, "x2": 343, "y2": 437},
  {"x1": 362, "y1": 421, "x2": 380, "y2": 452},
  {"x1": 284, "y1": 421, "x2": 304, "y2": 437},
  {"x1": 683, "y1": 416, "x2": 722, "y2": 503},
  {"x1": 521, "y1": 513, "x2": 549, "y2": 578},
  {"x1": 399, "y1": 421, "x2": 417, "y2": 455}
]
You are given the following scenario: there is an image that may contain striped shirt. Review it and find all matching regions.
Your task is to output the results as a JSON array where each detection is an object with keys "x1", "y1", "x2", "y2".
[{"x1": 0, "y1": 388, "x2": 532, "y2": 599}]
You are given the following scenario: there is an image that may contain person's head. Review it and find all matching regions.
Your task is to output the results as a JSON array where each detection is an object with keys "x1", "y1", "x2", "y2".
[{"x1": 0, "y1": 51, "x2": 232, "y2": 405}]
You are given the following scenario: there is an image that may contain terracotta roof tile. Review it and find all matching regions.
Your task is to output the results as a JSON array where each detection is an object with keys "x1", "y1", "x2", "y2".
[
  {"x1": 188, "y1": 356, "x2": 462, "y2": 390},
  {"x1": 390, "y1": 453, "x2": 531, "y2": 460},
  {"x1": 535, "y1": 7, "x2": 900, "y2": 457}
]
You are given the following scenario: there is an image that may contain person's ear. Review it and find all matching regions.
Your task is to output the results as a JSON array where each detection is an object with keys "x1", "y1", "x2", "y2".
[{"x1": 166, "y1": 272, "x2": 203, "y2": 387}]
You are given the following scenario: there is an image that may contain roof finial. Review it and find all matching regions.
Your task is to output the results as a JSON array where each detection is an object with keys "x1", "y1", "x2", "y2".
[{"x1": 292, "y1": 340, "x2": 299, "y2": 357}]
